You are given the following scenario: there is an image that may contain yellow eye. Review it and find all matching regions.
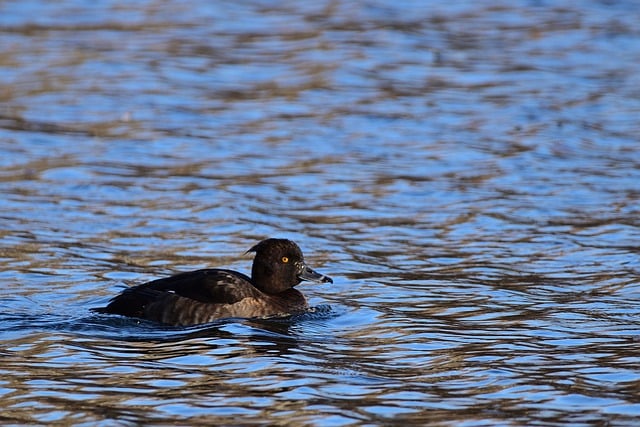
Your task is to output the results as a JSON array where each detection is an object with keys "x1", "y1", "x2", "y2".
[{"x1": 281, "y1": 256, "x2": 289, "y2": 263}]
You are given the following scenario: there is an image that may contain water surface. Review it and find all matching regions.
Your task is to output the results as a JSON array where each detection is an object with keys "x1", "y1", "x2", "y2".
[{"x1": 1, "y1": 1, "x2": 640, "y2": 425}]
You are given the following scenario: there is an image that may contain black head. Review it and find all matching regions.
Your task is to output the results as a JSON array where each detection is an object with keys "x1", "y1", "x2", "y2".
[{"x1": 247, "y1": 238, "x2": 333, "y2": 294}]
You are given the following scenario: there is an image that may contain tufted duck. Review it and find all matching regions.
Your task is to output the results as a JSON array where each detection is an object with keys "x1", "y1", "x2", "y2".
[{"x1": 92, "y1": 238, "x2": 333, "y2": 326}]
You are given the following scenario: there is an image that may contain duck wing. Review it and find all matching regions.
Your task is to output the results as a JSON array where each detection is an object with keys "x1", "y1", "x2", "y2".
[{"x1": 93, "y1": 269, "x2": 260, "y2": 319}]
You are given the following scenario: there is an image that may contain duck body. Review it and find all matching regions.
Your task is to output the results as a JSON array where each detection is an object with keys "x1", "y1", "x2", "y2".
[{"x1": 93, "y1": 239, "x2": 332, "y2": 326}]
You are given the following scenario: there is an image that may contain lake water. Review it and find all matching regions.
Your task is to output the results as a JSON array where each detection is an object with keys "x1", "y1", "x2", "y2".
[{"x1": 1, "y1": 0, "x2": 640, "y2": 425}]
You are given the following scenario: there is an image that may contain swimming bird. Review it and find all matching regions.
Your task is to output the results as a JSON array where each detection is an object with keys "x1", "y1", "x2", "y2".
[{"x1": 92, "y1": 238, "x2": 332, "y2": 326}]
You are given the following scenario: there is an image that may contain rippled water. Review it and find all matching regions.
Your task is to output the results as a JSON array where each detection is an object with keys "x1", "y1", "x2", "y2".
[{"x1": 2, "y1": 0, "x2": 640, "y2": 425}]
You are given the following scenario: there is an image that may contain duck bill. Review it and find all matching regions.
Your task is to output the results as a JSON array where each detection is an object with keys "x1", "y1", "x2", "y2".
[{"x1": 298, "y1": 262, "x2": 333, "y2": 284}]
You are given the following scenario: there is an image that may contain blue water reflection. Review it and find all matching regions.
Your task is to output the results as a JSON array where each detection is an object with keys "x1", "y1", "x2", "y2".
[{"x1": 2, "y1": 0, "x2": 640, "y2": 425}]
